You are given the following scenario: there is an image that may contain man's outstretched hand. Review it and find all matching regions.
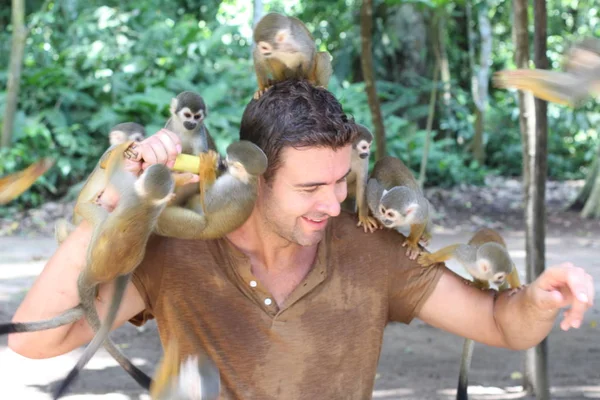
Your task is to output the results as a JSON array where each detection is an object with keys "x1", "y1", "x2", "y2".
[{"x1": 527, "y1": 263, "x2": 594, "y2": 331}]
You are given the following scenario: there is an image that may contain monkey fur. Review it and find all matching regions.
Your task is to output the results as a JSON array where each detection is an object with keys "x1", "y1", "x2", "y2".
[
  {"x1": 150, "y1": 336, "x2": 220, "y2": 400},
  {"x1": 51, "y1": 140, "x2": 175, "y2": 399},
  {"x1": 109, "y1": 122, "x2": 147, "y2": 146},
  {"x1": 340, "y1": 124, "x2": 379, "y2": 233},
  {"x1": 165, "y1": 91, "x2": 217, "y2": 155},
  {"x1": 494, "y1": 37, "x2": 600, "y2": 106},
  {"x1": 252, "y1": 12, "x2": 333, "y2": 99},
  {"x1": 154, "y1": 140, "x2": 268, "y2": 240},
  {"x1": 366, "y1": 156, "x2": 432, "y2": 259},
  {"x1": 0, "y1": 158, "x2": 54, "y2": 205},
  {"x1": 418, "y1": 228, "x2": 522, "y2": 400},
  {"x1": 55, "y1": 122, "x2": 150, "y2": 244}
]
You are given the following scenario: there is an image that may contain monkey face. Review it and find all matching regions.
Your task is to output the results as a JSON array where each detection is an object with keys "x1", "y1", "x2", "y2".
[
  {"x1": 378, "y1": 187, "x2": 419, "y2": 228},
  {"x1": 377, "y1": 205, "x2": 402, "y2": 228},
  {"x1": 474, "y1": 243, "x2": 513, "y2": 285},
  {"x1": 178, "y1": 107, "x2": 205, "y2": 131},
  {"x1": 354, "y1": 139, "x2": 371, "y2": 159}
]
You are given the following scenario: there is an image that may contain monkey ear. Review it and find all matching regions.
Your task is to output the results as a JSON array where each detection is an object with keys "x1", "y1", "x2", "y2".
[
  {"x1": 170, "y1": 98, "x2": 178, "y2": 115},
  {"x1": 275, "y1": 30, "x2": 288, "y2": 43},
  {"x1": 477, "y1": 259, "x2": 491, "y2": 274},
  {"x1": 382, "y1": 189, "x2": 389, "y2": 197},
  {"x1": 405, "y1": 203, "x2": 419, "y2": 216}
]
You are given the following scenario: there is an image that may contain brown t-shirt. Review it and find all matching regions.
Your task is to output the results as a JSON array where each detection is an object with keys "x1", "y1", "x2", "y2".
[{"x1": 130, "y1": 211, "x2": 444, "y2": 399}]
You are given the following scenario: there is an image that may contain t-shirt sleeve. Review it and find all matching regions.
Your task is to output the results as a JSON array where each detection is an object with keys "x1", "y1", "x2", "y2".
[
  {"x1": 128, "y1": 234, "x2": 167, "y2": 326},
  {"x1": 388, "y1": 249, "x2": 445, "y2": 324}
]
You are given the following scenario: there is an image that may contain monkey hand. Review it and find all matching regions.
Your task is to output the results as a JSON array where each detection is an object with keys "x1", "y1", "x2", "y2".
[
  {"x1": 402, "y1": 240, "x2": 422, "y2": 260},
  {"x1": 527, "y1": 263, "x2": 594, "y2": 331},
  {"x1": 123, "y1": 129, "x2": 185, "y2": 175},
  {"x1": 357, "y1": 215, "x2": 379, "y2": 233}
]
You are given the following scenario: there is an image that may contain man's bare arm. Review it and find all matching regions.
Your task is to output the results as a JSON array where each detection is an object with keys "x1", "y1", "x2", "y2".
[
  {"x1": 7, "y1": 220, "x2": 146, "y2": 359},
  {"x1": 417, "y1": 265, "x2": 594, "y2": 351}
]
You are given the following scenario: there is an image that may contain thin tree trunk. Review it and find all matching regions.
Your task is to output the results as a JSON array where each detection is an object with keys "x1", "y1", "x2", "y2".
[
  {"x1": 471, "y1": 4, "x2": 492, "y2": 165},
  {"x1": 436, "y1": 12, "x2": 451, "y2": 106},
  {"x1": 524, "y1": 0, "x2": 550, "y2": 398},
  {"x1": 418, "y1": 61, "x2": 439, "y2": 189},
  {"x1": 360, "y1": 0, "x2": 386, "y2": 160},
  {"x1": 2, "y1": 0, "x2": 27, "y2": 148},
  {"x1": 570, "y1": 142, "x2": 600, "y2": 218},
  {"x1": 581, "y1": 160, "x2": 600, "y2": 218},
  {"x1": 569, "y1": 149, "x2": 598, "y2": 211},
  {"x1": 512, "y1": 0, "x2": 535, "y2": 200}
]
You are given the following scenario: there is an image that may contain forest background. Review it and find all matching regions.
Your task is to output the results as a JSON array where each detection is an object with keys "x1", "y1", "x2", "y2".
[{"x1": 0, "y1": 0, "x2": 599, "y2": 213}]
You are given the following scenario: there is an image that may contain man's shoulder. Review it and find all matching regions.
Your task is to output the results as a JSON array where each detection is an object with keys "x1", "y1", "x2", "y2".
[{"x1": 329, "y1": 211, "x2": 406, "y2": 250}]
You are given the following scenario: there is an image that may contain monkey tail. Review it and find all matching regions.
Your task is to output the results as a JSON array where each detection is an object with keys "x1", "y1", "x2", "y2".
[
  {"x1": 104, "y1": 340, "x2": 153, "y2": 390},
  {"x1": 0, "y1": 305, "x2": 84, "y2": 335},
  {"x1": 52, "y1": 275, "x2": 133, "y2": 399},
  {"x1": 456, "y1": 338, "x2": 474, "y2": 400}
]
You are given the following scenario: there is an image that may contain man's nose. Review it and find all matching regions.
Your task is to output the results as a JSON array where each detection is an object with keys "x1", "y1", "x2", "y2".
[{"x1": 315, "y1": 186, "x2": 342, "y2": 217}]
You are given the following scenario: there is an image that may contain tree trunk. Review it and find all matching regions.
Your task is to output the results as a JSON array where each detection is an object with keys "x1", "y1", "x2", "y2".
[
  {"x1": 470, "y1": 4, "x2": 492, "y2": 165},
  {"x1": 435, "y1": 11, "x2": 451, "y2": 106},
  {"x1": 418, "y1": 61, "x2": 439, "y2": 189},
  {"x1": 512, "y1": 0, "x2": 535, "y2": 200},
  {"x1": 360, "y1": 0, "x2": 386, "y2": 161},
  {"x1": 581, "y1": 157, "x2": 600, "y2": 218},
  {"x1": 570, "y1": 142, "x2": 600, "y2": 218},
  {"x1": 2, "y1": 0, "x2": 27, "y2": 149},
  {"x1": 523, "y1": 0, "x2": 550, "y2": 398}
]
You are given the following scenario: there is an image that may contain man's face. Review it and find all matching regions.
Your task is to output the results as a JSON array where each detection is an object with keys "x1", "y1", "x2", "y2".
[{"x1": 257, "y1": 145, "x2": 352, "y2": 246}]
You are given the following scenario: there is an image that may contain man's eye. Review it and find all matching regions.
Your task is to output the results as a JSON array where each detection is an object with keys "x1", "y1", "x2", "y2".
[{"x1": 303, "y1": 187, "x2": 319, "y2": 193}]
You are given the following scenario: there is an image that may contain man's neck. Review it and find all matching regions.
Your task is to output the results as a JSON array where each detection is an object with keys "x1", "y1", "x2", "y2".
[{"x1": 225, "y1": 209, "x2": 318, "y2": 275}]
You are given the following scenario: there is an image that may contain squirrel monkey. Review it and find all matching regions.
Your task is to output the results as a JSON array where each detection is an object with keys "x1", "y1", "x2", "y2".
[
  {"x1": 52, "y1": 140, "x2": 175, "y2": 399},
  {"x1": 366, "y1": 156, "x2": 432, "y2": 259},
  {"x1": 417, "y1": 228, "x2": 522, "y2": 400},
  {"x1": 150, "y1": 338, "x2": 220, "y2": 400},
  {"x1": 165, "y1": 91, "x2": 217, "y2": 155},
  {"x1": 252, "y1": 12, "x2": 333, "y2": 99},
  {"x1": 342, "y1": 124, "x2": 379, "y2": 233},
  {"x1": 109, "y1": 122, "x2": 146, "y2": 146},
  {"x1": 417, "y1": 227, "x2": 520, "y2": 288},
  {"x1": 494, "y1": 37, "x2": 600, "y2": 106},
  {"x1": 56, "y1": 122, "x2": 150, "y2": 244},
  {"x1": 164, "y1": 91, "x2": 218, "y2": 206},
  {"x1": 154, "y1": 140, "x2": 268, "y2": 240},
  {"x1": 0, "y1": 158, "x2": 54, "y2": 205},
  {"x1": 3, "y1": 141, "x2": 173, "y2": 394}
]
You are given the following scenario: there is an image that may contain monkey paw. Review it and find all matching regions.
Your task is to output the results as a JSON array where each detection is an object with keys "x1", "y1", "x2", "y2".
[
  {"x1": 357, "y1": 215, "x2": 379, "y2": 233},
  {"x1": 402, "y1": 240, "x2": 421, "y2": 260}
]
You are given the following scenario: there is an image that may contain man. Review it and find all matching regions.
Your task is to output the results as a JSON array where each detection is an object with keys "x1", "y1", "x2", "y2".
[{"x1": 8, "y1": 80, "x2": 595, "y2": 399}]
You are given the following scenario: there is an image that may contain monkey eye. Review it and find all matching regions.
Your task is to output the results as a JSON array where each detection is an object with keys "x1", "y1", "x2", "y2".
[
  {"x1": 387, "y1": 211, "x2": 395, "y2": 219},
  {"x1": 184, "y1": 112, "x2": 192, "y2": 118},
  {"x1": 494, "y1": 273, "x2": 505, "y2": 281},
  {"x1": 193, "y1": 114, "x2": 201, "y2": 120},
  {"x1": 379, "y1": 206, "x2": 385, "y2": 215}
]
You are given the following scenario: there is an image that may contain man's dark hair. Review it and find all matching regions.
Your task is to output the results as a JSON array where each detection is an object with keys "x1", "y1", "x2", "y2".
[{"x1": 239, "y1": 79, "x2": 358, "y2": 182}]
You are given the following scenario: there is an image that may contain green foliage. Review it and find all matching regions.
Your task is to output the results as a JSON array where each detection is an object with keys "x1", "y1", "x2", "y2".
[
  {"x1": 0, "y1": 1, "x2": 255, "y2": 210},
  {"x1": 1, "y1": 0, "x2": 599, "y2": 211}
]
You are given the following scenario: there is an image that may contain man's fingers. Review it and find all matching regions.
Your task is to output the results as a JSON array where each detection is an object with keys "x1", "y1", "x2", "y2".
[
  {"x1": 155, "y1": 130, "x2": 180, "y2": 168},
  {"x1": 157, "y1": 129, "x2": 183, "y2": 154}
]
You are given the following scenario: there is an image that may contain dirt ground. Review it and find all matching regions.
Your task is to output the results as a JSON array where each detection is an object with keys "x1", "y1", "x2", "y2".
[{"x1": 0, "y1": 177, "x2": 599, "y2": 400}]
